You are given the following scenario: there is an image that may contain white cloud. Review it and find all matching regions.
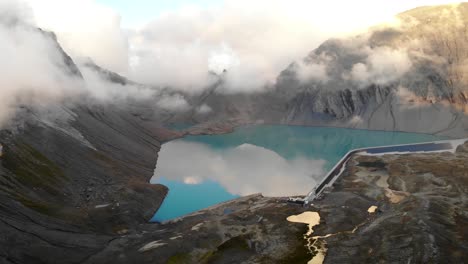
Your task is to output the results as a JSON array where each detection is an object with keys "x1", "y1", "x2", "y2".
[
  {"x1": 349, "y1": 47, "x2": 412, "y2": 87},
  {"x1": 196, "y1": 104, "x2": 212, "y2": 114},
  {"x1": 208, "y1": 43, "x2": 239, "y2": 75},
  {"x1": 25, "y1": 0, "x2": 129, "y2": 74},
  {"x1": 125, "y1": 0, "x2": 457, "y2": 92},
  {"x1": 349, "y1": 115, "x2": 364, "y2": 125},
  {"x1": 0, "y1": 0, "x2": 193, "y2": 127},
  {"x1": 78, "y1": 65, "x2": 156, "y2": 102},
  {"x1": 156, "y1": 94, "x2": 190, "y2": 112},
  {"x1": 0, "y1": 13, "x2": 83, "y2": 126},
  {"x1": 0, "y1": 0, "x2": 460, "y2": 127},
  {"x1": 126, "y1": 1, "x2": 330, "y2": 92},
  {"x1": 10, "y1": 0, "x2": 457, "y2": 94},
  {"x1": 296, "y1": 61, "x2": 329, "y2": 84},
  {"x1": 0, "y1": 0, "x2": 33, "y2": 24},
  {"x1": 152, "y1": 141, "x2": 325, "y2": 196}
]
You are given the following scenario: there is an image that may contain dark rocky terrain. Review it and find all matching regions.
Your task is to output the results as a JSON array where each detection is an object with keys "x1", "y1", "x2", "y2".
[
  {"x1": 0, "y1": 104, "x2": 178, "y2": 263},
  {"x1": 0, "y1": 3, "x2": 468, "y2": 264}
]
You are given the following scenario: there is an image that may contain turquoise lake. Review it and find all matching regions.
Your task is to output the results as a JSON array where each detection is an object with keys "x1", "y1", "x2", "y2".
[{"x1": 151, "y1": 125, "x2": 445, "y2": 222}]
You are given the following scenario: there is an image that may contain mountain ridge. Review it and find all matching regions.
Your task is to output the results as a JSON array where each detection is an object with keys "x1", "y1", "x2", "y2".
[{"x1": 171, "y1": 3, "x2": 468, "y2": 138}]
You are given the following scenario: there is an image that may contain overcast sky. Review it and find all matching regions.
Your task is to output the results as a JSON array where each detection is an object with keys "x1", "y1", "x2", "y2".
[
  {"x1": 92, "y1": 0, "x2": 458, "y2": 28},
  {"x1": 95, "y1": 0, "x2": 221, "y2": 27}
]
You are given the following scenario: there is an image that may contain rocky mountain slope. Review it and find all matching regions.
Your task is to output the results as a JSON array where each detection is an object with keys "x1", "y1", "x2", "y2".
[
  {"x1": 0, "y1": 28, "x2": 182, "y2": 262},
  {"x1": 176, "y1": 3, "x2": 468, "y2": 138},
  {"x1": 0, "y1": 102, "x2": 181, "y2": 263},
  {"x1": 0, "y1": 3, "x2": 467, "y2": 264}
]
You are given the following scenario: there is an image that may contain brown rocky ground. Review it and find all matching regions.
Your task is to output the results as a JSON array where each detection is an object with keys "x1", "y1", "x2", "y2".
[{"x1": 311, "y1": 141, "x2": 468, "y2": 263}]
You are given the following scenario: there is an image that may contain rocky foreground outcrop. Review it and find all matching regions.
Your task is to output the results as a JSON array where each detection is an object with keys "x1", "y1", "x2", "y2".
[{"x1": 312, "y1": 141, "x2": 468, "y2": 263}]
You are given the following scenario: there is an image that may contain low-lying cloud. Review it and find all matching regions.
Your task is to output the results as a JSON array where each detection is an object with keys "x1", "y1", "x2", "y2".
[
  {"x1": 21, "y1": 0, "x2": 451, "y2": 92},
  {"x1": 6, "y1": 0, "x2": 461, "y2": 94},
  {"x1": 296, "y1": 61, "x2": 330, "y2": 84},
  {"x1": 348, "y1": 47, "x2": 413, "y2": 87},
  {"x1": 156, "y1": 93, "x2": 190, "y2": 112},
  {"x1": 196, "y1": 104, "x2": 212, "y2": 114},
  {"x1": 78, "y1": 65, "x2": 181, "y2": 104},
  {"x1": 0, "y1": 12, "x2": 82, "y2": 125},
  {"x1": 0, "y1": 0, "x2": 192, "y2": 127},
  {"x1": 127, "y1": 1, "x2": 330, "y2": 92},
  {"x1": 0, "y1": 0, "x2": 463, "y2": 127},
  {"x1": 125, "y1": 0, "x2": 458, "y2": 92},
  {"x1": 26, "y1": 0, "x2": 129, "y2": 74}
]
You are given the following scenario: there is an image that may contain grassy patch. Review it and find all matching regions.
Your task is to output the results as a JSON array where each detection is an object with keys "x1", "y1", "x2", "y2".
[
  {"x1": 278, "y1": 227, "x2": 312, "y2": 264},
  {"x1": 198, "y1": 251, "x2": 215, "y2": 263},
  {"x1": 200, "y1": 235, "x2": 252, "y2": 263},
  {"x1": 1, "y1": 141, "x2": 69, "y2": 216},
  {"x1": 15, "y1": 196, "x2": 60, "y2": 216},
  {"x1": 217, "y1": 235, "x2": 250, "y2": 251},
  {"x1": 167, "y1": 253, "x2": 191, "y2": 264},
  {"x1": 2, "y1": 141, "x2": 66, "y2": 193}
]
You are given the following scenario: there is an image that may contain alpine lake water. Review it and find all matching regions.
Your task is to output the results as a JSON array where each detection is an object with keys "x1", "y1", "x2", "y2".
[{"x1": 151, "y1": 125, "x2": 445, "y2": 222}]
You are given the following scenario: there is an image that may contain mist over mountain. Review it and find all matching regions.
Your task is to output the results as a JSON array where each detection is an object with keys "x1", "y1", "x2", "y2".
[
  {"x1": 1, "y1": 1, "x2": 467, "y2": 137},
  {"x1": 0, "y1": 4, "x2": 192, "y2": 128},
  {"x1": 1, "y1": 1, "x2": 467, "y2": 134},
  {"x1": 177, "y1": 3, "x2": 468, "y2": 138},
  {"x1": 2, "y1": 1, "x2": 467, "y2": 133}
]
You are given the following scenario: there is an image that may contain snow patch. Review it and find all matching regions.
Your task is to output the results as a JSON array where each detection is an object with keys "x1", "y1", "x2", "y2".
[{"x1": 138, "y1": 241, "x2": 167, "y2": 252}]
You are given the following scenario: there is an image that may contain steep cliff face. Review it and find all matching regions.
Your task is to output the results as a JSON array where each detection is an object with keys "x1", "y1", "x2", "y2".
[
  {"x1": 274, "y1": 3, "x2": 468, "y2": 136},
  {"x1": 39, "y1": 29, "x2": 83, "y2": 79}
]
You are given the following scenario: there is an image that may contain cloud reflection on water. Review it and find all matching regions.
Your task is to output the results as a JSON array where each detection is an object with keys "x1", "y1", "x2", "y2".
[{"x1": 152, "y1": 140, "x2": 325, "y2": 197}]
